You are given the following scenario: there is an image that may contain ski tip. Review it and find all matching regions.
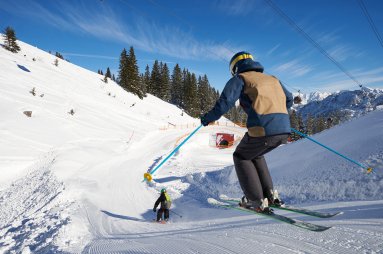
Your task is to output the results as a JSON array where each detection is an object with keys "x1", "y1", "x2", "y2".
[
  {"x1": 318, "y1": 226, "x2": 332, "y2": 232},
  {"x1": 310, "y1": 227, "x2": 331, "y2": 232},
  {"x1": 335, "y1": 211, "x2": 344, "y2": 216}
]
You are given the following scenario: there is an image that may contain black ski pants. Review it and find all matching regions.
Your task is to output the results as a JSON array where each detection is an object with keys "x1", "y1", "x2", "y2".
[
  {"x1": 233, "y1": 133, "x2": 288, "y2": 203},
  {"x1": 157, "y1": 208, "x2": 169, "y2": 221}
]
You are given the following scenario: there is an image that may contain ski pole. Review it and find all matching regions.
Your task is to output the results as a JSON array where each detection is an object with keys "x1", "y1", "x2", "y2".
[
  {"x1": 170, "y1": 210, "x2": 183, "y2": 218},
  {"x1": 143, "y1": 124, "x2": 203, "y2": 182},
  {"x1": 291, "y1": 128, "x2": 373, "y2": 174}
]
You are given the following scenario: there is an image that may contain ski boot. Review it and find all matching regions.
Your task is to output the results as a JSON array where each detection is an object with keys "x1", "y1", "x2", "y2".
[
  {"x1": 268, "y1": 190, "x2": 285, "y2": 207},
  {"x1": 239, "y1": 196, "x2": 273, "y2": 214}
]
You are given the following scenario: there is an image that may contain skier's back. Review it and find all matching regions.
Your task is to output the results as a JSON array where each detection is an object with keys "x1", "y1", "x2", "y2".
[
  {"x1": 201, "y1": 51, "x2": 293, "y2": 213},
  {"x1": 153, "y1": 188, "x2": 172, "y2": 222}
]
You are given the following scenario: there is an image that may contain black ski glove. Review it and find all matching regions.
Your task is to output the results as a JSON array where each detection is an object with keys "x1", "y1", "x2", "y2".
[{"x1": 200, "y1": 114, "x2": 210, "y2": 126}]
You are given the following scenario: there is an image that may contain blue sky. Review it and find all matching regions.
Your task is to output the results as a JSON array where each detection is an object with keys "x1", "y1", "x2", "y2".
[{"x1": 1, "y1": 0, "x2": 383, "y2": 93}]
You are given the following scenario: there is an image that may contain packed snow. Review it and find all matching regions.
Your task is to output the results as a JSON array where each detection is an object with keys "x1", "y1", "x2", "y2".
[{"x1": 0, "y1": 39, "x2": 382, "y2": 254}]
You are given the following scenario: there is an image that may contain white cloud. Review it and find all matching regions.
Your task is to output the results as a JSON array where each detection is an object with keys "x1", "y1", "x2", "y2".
[
  {"x1": 273, "y1": 59, "x2": 312, "y2": 77},
  {"x1": 62, "y1": 53, "x2": 118, "y2": 60},
  {"x1": 266, "y1": 44, "x2": 281, "y2": 56},
  {"x1": 327, "y1": 45, "x2": 354, "y2": 62},
  {"x1": 315, "y1": 30, "x2": 341, "y2": 45},
  {"x1": 213, "y1": 0, "x2": 257, "y2": 16},
  {"x1": 1, "y1": 0, "x2": 235, "y2": 61},
  {"x1": 309, "y1": 67, "x2": 383, "y2": 92}
]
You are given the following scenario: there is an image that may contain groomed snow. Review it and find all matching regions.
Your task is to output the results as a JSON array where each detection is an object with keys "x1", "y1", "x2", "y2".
[{"x1": 0, "y1": 39, "x2": 382, "y2": 253}]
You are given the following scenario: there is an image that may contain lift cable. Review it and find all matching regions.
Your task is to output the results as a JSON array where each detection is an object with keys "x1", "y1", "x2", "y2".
[
  {"x1": 357, "y1": 0, "x2": 383, "y2": 49},
  {"x1": 263, "y1": 0, "x2": 365, "y2": 89}
]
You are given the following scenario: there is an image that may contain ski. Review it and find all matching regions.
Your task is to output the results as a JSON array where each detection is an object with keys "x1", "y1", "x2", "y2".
[
  {"x1": 152, "y1": 219, "x2": 167, "y2": 224},
  {"x1": 219, "y1": 194, "x2": 342, "y2": 219},
  {"x1": 208, "y1": 198, "x2": 331, "y2": 232}
]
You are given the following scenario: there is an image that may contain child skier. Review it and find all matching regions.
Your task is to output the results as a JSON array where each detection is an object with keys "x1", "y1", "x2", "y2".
[{"x1": 153, "y1": 188, "x2": 172, "y2": 222}]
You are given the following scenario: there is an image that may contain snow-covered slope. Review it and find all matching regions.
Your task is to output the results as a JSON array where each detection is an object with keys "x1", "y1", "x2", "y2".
[
  {"x1": 1, "y1": 39, "x2": 383, "y2": 254},
  {"x1": 0, "y1": 39, "x2": 199, "y2": 252},
  {"x1": 0, "y1": 39, "x2": 199, "y2": 185}
]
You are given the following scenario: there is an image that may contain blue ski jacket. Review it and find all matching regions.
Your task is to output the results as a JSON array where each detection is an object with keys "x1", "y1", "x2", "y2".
[{"x1": 203, "y1": 71, "x2": 293, "y2": 137}]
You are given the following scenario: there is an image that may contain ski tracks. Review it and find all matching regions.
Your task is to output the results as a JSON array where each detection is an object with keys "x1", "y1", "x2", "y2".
[
  {"x1": 82, "y1": 215, "x2": 383, "y2": 254},
  {"x1": 0, "y1": 153, "x2": 74, "y2": 253}
]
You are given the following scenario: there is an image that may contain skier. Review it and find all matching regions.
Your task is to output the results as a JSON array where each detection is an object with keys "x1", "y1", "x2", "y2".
[
  {"x1": 201, "y1": 51, "x2": 293, "y2": 213},
  {"x1": 153, "y1": 188, "x2": 172, "y2": 222}
]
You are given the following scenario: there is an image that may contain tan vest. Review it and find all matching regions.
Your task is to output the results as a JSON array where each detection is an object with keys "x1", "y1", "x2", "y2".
[{"x1": 239, "y1": 72, "x2": 287, "y2": 137}]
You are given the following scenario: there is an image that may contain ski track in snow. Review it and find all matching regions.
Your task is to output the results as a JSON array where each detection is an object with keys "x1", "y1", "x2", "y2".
[
  {"x1": 0, "y1": 153, "x2": 74, "y2": 253},
  {"x1": 81, "y1": 165, "x2": 383, "y2": 254},
  {"x1": 82, "y1": 213, "x2": 383, "y2": 254}
]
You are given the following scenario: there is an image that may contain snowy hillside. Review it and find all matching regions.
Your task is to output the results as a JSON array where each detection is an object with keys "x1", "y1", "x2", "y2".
[
  {"x1": 1, "y1": 39, "x2": 383, "y2": 254},
  {"x1": 296, "y1": 87, "x2": 383, "y2": 119}
]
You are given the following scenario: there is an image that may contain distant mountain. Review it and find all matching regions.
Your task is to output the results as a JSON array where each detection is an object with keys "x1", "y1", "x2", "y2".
[
  {"x1": 292, "y1": 91, "x2": 332, "y2": 106},
  {"x1": 296, "y1": 87, "x2": 383, "y2": 120}
]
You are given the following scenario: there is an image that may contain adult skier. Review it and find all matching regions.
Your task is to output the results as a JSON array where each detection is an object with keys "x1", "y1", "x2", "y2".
[
  {"x1": 201, "y1": 51, "x2": 293, "y2": 213},
  {"x1": 153, "y1": 188, "x2": 172, "y2": 222}
]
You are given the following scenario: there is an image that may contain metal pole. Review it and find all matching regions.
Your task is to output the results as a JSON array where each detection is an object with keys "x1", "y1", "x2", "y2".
[
  {"x1": 291, "y1": 128, "x2": 372, "y2": 173},
  {"x1": 143, "y1": 125, "x2": 203, "y2": 181},
  {"x1": 170, "y1": 210, "x2": 183, "y2": 218}
]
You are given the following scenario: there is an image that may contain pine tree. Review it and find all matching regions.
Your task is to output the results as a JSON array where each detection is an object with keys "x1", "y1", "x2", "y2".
[
  {"x1": 105, "y1": 67, "x2": 112, "y2": 78},
  {"x1": 184, "y1": 72, "x2": 198, "y2": 117},
  {"x1": 170, "y1": 64, "x2": 183, "y2": 107},
  {"x1": 181, "y1": 68, "x2": 188, "y2": 109},
  {"x1": 2, "y1": 26, "x2": 20, "y2": 53},
  {"x1": 139, "y1": 73, "x2": 147, "y2": 96},
  {"x1": 331, "y1": 111, "x2": 341, "y2": 126},
  {"x1": 160, "y1": 63, "x2": 170, "y2": 102},
  {"x1": 125, "y1": 47, "x2": 144, "y2": 99},
  {"x1": 191, "y1": 73, "x2": 199, "y2": 116},
  {"x1": 297, "y1": 113, "x2": 304, "y2": 134},
  {"x1": 150, "y1": 60, "x2": 161, "y2": 97},
  {"x1": 103, "y1": 67, "x2": 111, "y2": 83},
  {"x1": 182, "y1": 70, "x2": 190, "y2": 113},
  {"x1": 55, "y1": 52, "x2": 64, "y2": 60},
  {"x1": 118, "y1": 48, "x2": 128, "y2": 90},
  {"x1": 289, "y1": 110, "x2": 300, "y2": 140},
  {"x1": 306, "y1": 114, "x2": 315, "y2": 135},
  {"x1": 314, "y1": 116, "x2": 326, "y2": 133},
  {"x1": 197, "y1": 74, "x2": 210, "y2": 114},
  {"x1": 143, "y1": 64, "x2": 150, "y2": 96}
]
